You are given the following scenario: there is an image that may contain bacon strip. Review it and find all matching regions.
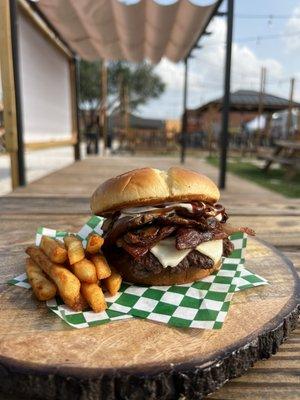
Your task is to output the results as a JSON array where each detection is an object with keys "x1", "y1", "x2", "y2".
[
  {"x1": 221, "y1": 223, "x2": 255, "y2": 236},
  {"x1": 175, "y1": 228, "x2": 228, "y2": 250}
]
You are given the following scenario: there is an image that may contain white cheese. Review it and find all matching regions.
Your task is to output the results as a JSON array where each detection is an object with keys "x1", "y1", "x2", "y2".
[
  {"x1": 150, "y1": 238, "x2": 223, "y2": 268},
  {"x1": 150, "y1": 238, "x2": 190, "y2": 268},
  {"x1": 215, "y1": 213, "x2": 222, "y2": 221},
  {"x1": 196, "y1": 240, "x2": 223, "y2": 263}
]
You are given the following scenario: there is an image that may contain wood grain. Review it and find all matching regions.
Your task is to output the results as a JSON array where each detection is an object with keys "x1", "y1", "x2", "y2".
[
  {"x1": 0, "y1": 155, "x2": 299, "y2": 399},
  {"x1": 206, "y1": 250, "x2": 300, "y2": 400},
  {"x1": 0, "y1": 238, "x2": 298, "y2": 399}
]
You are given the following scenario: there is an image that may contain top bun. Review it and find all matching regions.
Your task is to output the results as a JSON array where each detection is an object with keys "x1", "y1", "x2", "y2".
[{"x1": 90, "y1": 167, "x2": 220, "y2": 215}]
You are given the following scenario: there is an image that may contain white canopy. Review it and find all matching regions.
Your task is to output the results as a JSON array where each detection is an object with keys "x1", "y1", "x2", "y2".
[{"x1": 36, "y1": 0, "x2": 220, "y2": 63}]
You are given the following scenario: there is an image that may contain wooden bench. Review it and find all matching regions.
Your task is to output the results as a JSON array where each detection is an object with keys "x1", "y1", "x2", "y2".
[{"x1": 258, "y1": 140, "x2": 300, "y2": 176}]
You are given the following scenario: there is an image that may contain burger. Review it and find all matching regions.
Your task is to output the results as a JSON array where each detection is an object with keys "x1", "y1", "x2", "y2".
[{"x1": 91, "y1": 167, "x2": 254, "y2": 286}]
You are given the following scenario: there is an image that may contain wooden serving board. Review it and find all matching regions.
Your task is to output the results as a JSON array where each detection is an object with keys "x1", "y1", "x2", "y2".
[{"x1": 0, "y1": 238, "x2": 299, "y2": 400}]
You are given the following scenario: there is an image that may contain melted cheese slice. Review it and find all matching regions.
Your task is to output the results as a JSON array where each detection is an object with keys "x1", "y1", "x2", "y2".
[
  {"x1": 150, "y1": 239, "x2": 223, "y2": 268},
  {"x1": 196, "y1": 240, "x2": 223, "y2": 263},
  {"x1": 150, "y1": 238, "x2": 190, "y2": 268}
]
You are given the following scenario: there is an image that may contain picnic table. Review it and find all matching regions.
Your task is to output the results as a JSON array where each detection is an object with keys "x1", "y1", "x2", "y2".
[
  {"x1": 0, "y1": 156, "x2": 299, "y2": 399},
  {"x1": 259, "y1": 140, "x2": 300, "y2": 176}
]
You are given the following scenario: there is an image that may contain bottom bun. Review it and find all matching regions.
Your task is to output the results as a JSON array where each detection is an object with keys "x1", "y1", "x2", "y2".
[{"x1": 107, "y1": 255, "x2": 222, "y2": 286}]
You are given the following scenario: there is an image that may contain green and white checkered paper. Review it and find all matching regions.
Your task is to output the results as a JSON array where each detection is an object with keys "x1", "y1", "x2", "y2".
[{"x1": 8, "y1": 216, "x2": 267, "y2": 329}]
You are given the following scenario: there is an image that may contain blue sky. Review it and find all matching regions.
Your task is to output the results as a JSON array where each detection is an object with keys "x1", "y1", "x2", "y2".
[{"x1": 138, "y1": 0, "x2": 300, "y2": 119}]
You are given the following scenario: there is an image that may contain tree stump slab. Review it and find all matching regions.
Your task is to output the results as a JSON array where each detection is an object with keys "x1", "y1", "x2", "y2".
[{"x1": 0, "y1": 238, "x2": 299, "y2": 400}]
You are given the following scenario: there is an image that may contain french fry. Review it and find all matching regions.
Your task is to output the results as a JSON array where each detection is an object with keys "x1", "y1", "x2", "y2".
[
  {"x1": 40, "y1": 235, "x2": 67, "y2": 264},
  {"x1": 81, "y1": 283, "x2": 107, "y2": 313},
  {"x1": 86, "y1": 233, "x2": 104, "y2": 254},
  {"x1": 76, "y1": 292, "x2": 89, "y2": 311},
  {"x1": 103, "y1": 268, "x2": 122, "y2": 296},
  {"x1": 63, "y1": 235, "x2": 85, "y2": 265},
  {"x1": 26, "y1": 246, "x2": 83, "y2": 311},
  {"x1": 91, "y1": 254, "x2": 111, "y2": 280},
  {"x1": 72, "y1": 258, "x2": 97, "y2": 283},
  {"x1": 25, "y1": 257, "x2": 57, "y2": 301}
]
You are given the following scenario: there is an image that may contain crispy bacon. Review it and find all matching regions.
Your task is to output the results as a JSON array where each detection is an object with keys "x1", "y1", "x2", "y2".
[
  {"x1": 175, "y1": 228, "x2": 228, "y2": 250},
  {"x1": 221, "y1": 223, "x2": 255, "y2": 236},
  {"x1": 123, "y1": 226, "x2": 175, "y2": 247},
  {"x1": 117, "y1": 240, "x2": 149, "y2": 258},
  {"x1": 117, "y1": 226, "x2": 176, "y2": 258},
  {"x1": 104, "y1": 202, "x2": 254, "y2": 260}
]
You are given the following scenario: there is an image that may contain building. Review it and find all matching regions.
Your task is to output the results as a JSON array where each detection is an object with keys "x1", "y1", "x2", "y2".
[
  {"x1": 186, "y1": 90, "x2": 300, "y2": 146},
  {"x1": 107, "y1": 112, "x2": 167, "y2": 152}
]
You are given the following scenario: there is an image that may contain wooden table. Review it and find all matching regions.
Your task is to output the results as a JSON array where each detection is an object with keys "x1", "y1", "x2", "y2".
[
  {"x1": 259, "y1": 140, "x2": 300, "y2": 175},
  {"x1": 0, "y1": 156, "x2": 299, "y2": 399}
]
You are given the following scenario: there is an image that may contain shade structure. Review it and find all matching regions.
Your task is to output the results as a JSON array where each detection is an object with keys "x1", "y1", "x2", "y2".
[
  {"x1": 36, "y1": 0, "x2": 220, "y2": 63},
  {"x1": 189, "y1": 90, "x2": 300, "y2": 114}
]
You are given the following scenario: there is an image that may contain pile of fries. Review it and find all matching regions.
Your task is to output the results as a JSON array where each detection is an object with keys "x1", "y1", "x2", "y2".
[{"x1": 25, "y1": 233, "x2": 122, "y2": 312}]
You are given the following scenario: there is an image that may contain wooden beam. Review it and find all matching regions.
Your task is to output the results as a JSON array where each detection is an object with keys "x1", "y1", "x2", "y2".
[
  {"x1": 258, "y1": 66, "x2": 266, "y2": 136},
  {"x1": 124, "y1": 84, "x2": 129, "y2": 143},
  {"x1": 18, "y1": 0, "x2": 73, "y2": 59},
  {"x1": 25, "y1": 139, "x2": 76, "y2": 151},
  {"x1": 0, "y1": 0, "x2": 25, "y2": 188},
  {"x1": 286, "y1": 78, "x2": 295, "y2": 136},
  {"x1": 70, "y1": 57, "x2": 81, "y2": 160}
]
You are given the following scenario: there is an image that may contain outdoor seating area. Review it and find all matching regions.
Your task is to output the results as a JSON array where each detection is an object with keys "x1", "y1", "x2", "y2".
[
  {"x1": 0, "y1": 1, "x2": 299, "y2": 399},
  {"x1": 259, "y1": 140, "x2": 300, "y2": 176}
]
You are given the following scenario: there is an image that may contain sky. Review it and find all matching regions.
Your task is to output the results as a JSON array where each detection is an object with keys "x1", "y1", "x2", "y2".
[{"x1": 137, "y1": 0, "x2": 300, "y2": 120}]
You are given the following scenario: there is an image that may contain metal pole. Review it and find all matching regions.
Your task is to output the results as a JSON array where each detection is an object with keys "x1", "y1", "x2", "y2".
[
  {"x1": 73, "y1": 57, "x2": 81, "y2": 160},
  {"x1": 180, "y1": 57, "x2": 188, "y2": 164},
  {"x1": 10, "y1": 0, "x2": 26, "y2": 185},
  {"x1": 219, "y1": 0, "x2": 234, "y2": 189},
  {"x1": 101, "y1": 61, "x2": 108, "y2": 154}
]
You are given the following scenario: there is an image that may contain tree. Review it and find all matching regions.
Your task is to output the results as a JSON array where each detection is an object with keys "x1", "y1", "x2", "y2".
[
  {"x1": 79, "y1": 60, "x2": 101, "y2": 111},
  {"x1": 79, "y1": 60, "x2": 165, "y2": 119}
]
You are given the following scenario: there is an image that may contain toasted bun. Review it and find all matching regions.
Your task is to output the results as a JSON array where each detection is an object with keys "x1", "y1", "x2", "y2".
[
  {"x1": 91, "y1": 167, "x2": 220, "y2": 215},
  {"x1": 109, "y1": 257, "x2": 221, "y2": 286}
]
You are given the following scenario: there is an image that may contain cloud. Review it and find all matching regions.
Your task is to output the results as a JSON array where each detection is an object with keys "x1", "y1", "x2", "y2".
[
  {"x1": 284, "y1": 5, "x2": 300, "y2": 52},
  {"x1": 138, "y1": 17, "x2": 286, "y2": 119}
]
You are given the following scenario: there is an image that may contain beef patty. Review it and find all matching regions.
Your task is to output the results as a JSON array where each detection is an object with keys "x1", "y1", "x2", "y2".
[{"x1": 105, "y1": 246, "x2": 215, "y2": 279}]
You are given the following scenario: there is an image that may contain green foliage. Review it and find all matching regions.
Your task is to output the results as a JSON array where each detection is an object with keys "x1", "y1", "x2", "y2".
[
  {"x1": 207, "y1": 156, "x2": 300, "y2": 198},
  {"x1": 79, "y1": 60, "x2": 165, "y2": 112},
  {"x1": 79, "y1": 60, "x2": 101, "y2": 109}
]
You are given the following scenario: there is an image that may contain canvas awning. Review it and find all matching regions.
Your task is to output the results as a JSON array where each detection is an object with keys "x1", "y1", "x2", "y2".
[{"x1": 35, "y1": 0, "x2": 221, "y2": 63}]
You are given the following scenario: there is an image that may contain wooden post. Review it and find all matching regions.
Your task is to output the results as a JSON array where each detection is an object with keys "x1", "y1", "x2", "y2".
[
  {"x1": 0, "y1": 0, "x2": 26, "y2": 188},
  {"x1": 298, "y1": 106, "x2": 300, "y2": 139},
  {"x1": 207, "y1": 105, "x2": 215, "y2": 156},
  {"x1": 258, "y1": 67, "x2": 266, "y2": 137},
  {"x1": 286, "y1": 78, "x2": 295, "y2": 137},
  {"x1": 124, "y1": 84, "x2": 129, "y2": 141},
  {"x1": 100, "y1": 61, "x2": 108, "y2": 155},
  {"x1": 70, "y1": 57, "x2": 81, "y2": 161}
]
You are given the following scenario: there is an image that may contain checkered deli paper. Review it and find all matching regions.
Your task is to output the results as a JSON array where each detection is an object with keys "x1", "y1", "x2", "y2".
[{"x1": 8, "y1": 216, "x2": 267, "y2": 330}]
